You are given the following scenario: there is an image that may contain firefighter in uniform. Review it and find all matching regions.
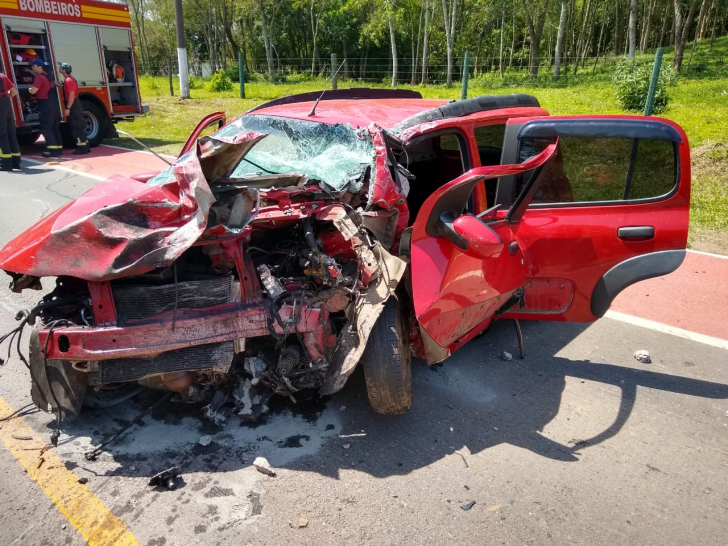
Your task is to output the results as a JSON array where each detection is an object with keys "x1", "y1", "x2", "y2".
[
  {"x1": 28, "y1": 59, "x2": 62, "y2": 158},
  {"x1": 58, "y1": 63, "x2": 89, "y2": 155},
  {"x1": 0, "y1": 70, "x2": 21, "y2": 171}
]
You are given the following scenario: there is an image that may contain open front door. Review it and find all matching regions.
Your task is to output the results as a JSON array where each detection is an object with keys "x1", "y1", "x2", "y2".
[
  {"x1": 410, "y1": 145, "x2": 557, "y2": 355},
  {"x1": 179, "y1": 112, "x2": 226, "y2": 157},
  {"x1": 497, "y1": 116, "x2": 690, "y2": 322}
]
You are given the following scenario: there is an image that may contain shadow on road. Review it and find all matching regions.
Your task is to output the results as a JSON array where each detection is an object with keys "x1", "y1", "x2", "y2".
[{"x1": 53, "y1": 319, "x2": 728, "y2": 481}]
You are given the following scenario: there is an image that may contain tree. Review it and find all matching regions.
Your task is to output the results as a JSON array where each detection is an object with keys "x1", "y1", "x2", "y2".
[
  {"x1": 628, "y1": 0, "x2": 638, "y2": 59},
  {"x1": 674, "y1": 0, "x2": 700, "y2": 71},
  {"x1": 553, "y1": 0, "x2": 568, "y2": 80},
  {"x1": 421, "y1": 0, "x2": 431, "y2": 84},
  {"x1": 387, "y1": 0, "x2": 398, "y2": 86},
  {"x1": 442, "y1": 0, "x2": 458, "y2": 87},
  {"x1": 523, "y1": 0, "x2": 550, "y2": 77}
]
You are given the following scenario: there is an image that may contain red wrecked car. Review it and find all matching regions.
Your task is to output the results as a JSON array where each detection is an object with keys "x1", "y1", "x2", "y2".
[{"x1": 0, "y1": 90, "x2": 690, "y2": 424}]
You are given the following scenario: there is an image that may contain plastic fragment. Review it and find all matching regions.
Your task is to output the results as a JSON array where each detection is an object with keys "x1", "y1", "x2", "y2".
[
  {"x1": 461, "y1": 501, "x2": 476, "y2": 511},
  {"x1": 634, "y1": 350, "x2": 652, "y2": 364}
]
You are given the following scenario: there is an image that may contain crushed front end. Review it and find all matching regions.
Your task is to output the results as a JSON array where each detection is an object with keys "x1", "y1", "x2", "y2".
[{"x1": 0, "y1": 116, "x2": 408, "y2": 424}]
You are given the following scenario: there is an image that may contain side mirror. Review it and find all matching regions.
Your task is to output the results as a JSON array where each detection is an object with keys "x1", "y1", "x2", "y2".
[{"x1": 439, "y1": 211, "x2": 504, "y2": 259}]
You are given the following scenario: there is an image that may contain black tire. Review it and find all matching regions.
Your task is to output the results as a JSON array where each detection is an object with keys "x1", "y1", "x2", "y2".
[
  {"x1": 360, "y1": 296, "x2": 412, "y2": 415},
  {"x1": 17, "y1": 132, "x2": 40, "y2": 146},
  {"x1": 80, "y1": 100, "x2": 107, "y2": 147}
]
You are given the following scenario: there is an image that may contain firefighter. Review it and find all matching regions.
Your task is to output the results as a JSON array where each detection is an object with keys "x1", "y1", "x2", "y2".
[
  {"x1": 58, "y1": 63, "x2": 89, "y2": 155},
  {"x1": 28, "y1": 59, "x2": 62, "y2": 158},
  {"x1": 0, "y1": 69, "x2": 21, "y2": 171}
]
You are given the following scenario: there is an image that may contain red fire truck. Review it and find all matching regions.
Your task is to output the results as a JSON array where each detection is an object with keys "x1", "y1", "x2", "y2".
[{"x1": 0, "y1": 0, "x2": 146, "y2": 147}]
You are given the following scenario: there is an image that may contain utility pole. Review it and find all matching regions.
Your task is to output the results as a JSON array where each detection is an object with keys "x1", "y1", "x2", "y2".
[{"x1": 174, "y1": 0, "x2": 190, "y2": 99}]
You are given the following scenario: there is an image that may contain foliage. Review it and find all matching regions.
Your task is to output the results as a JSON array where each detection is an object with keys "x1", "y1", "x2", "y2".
[
  {"x1": 189, "y1": 77, "x2": 204, "y2": 90},
  {"x1": 611, "y1": 60, "x2": 679, "y2": 113},
  {"x1": 209, "y1": 70, "x2": 234, "y2": 92}
]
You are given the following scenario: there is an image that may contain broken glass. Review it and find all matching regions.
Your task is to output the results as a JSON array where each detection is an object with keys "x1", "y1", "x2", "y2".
[{"x1": 216, "y1": 115, "x2": 375, "y2": 192}]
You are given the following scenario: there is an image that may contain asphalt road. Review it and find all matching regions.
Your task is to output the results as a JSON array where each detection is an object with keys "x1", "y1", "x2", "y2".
[{"x1": 0, "y1": 160, "x2": 727, "y2": 546}]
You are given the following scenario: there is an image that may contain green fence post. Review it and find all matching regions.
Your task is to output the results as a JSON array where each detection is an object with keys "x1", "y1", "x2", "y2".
[
  {"x1": 238, "y1": 52, "x2": 246, "y2": 99},
  {"x1": 461, "y1": 51, "x2": 471, "y2": 100},
  {"x1": 331, "y1": 53, "x2": 338, "y2": 90},
  {"x1": 643, "y1": 47, "x2": 664, "y2": 116}
]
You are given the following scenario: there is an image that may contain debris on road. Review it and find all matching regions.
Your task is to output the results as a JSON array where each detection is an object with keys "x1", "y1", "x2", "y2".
[
  {"x1": 253, "y1": 457, "x2": 276, "y2": 477},
  {"x1": 298, "y1": 518, "x2": 309, "y2": 528},
  {"x1": 339, "y1": 406, "x2": 347, "y2": 411},
  {"x1": 77, "y1": 477, "x2": 88, "y2": 485},
  {"x1": 461, "y1": 501, "x2": 476, "y2": 511},
  {"x1": 148, "y1": 467, "x2": 181, "y2": 490},
  {"x1": 502, "y1": 351, "x2": 513, "y2": 361},
  {"x1": 199, "y1": 435, "x2": 213, "y2": 447},
  {"x1": 634, "y1": 350, "x2": 652, "y2": 364},
  {"x1": 342, "y1": 443, "x2": 351, "y2": 450}
]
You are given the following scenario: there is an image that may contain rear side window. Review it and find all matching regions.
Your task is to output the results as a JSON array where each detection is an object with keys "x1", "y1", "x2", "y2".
[{"x1": 517, "y1": 136, "x2": 677, "y2": 204}]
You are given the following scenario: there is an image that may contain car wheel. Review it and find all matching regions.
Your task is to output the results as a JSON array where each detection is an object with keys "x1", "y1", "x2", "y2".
[
  {"x1": 360, "y1": 296, "x2": 412, "y2": 415},
  {"x1": 80, "y1": 100, "x2": 107, "y2": 147}
]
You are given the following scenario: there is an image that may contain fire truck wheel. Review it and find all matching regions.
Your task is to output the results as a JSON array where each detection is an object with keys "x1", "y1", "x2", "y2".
[
  {"x1": 360, "y1": 296, "x2": 413, "y2": 415},
  {"x1": 81, "y1": 100, "x2": 107, "y2": 147},
  {"x1": 17, "y1": 132, "x2": 40, "y2": 146}
]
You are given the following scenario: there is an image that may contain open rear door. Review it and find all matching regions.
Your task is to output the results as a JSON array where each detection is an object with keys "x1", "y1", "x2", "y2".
[
  {"x1": 496, "y1": 116, "x2": 690, "y2": 322},
  {"x1": 410, "y1": 145, "x2": 557, "y2": 357}
]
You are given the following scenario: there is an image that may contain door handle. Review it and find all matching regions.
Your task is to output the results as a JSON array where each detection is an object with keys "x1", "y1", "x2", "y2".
[{"x1": 618, "y1": 226, "x2": 654, "y2": 240}]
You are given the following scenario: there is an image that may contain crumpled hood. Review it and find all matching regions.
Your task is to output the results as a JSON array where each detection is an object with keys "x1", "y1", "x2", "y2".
[{"x1": 0, "y1": 133, "x2": 262, "y2": 282}]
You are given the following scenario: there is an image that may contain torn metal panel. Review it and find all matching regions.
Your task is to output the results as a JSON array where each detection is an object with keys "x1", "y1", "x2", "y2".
[{"x1": 320, "y1": 243, "x2": 407, "y2": 395}]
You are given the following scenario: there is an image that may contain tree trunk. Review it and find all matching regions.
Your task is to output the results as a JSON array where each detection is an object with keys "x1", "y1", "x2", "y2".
[
  {"x1": 574, "y1": 0, "x2": 592, "y2": 74},
  {"x1": 442, "y1": 0, "x2": 458, "y2": 87},
  {"x1": 628, "y1": 0, "x2": 637, "y2": 59},
  {"x1": 614, "y1": 0, "x2": 621, "y2": 55},
  {"x1": 257, "y1": 0, "x2": 275, "y2": 78},
  {"x1": 674, "y1": 0, "x2": 700, "y2": 71},
  {"x1": 508, "y1": 10, "x2": 515, "y2": 69},
  {"x1": 659, "y1": 1, "x2": 671, "y2": 46},
  {"x1": 694, "y1": 0, "x2": 709, "y2": 39},
  {"x1": 640, "y1": 0, "x2": 654, "y2": 53},
  {"x1": 421, "y1": 0, "x2": 430, "y2": 84},
  {"x1": 388, "y1": 8, "x2": 398, "y2": 87},
  {"x1": 499, "y1": 9, "x2": 505, "y2": 77},
  {"x1": 526, "y1": 1, "x2": 550, "y2": 78},
  {"x1": 553, "y1": 0, "x2": 568, "y2": 80}
]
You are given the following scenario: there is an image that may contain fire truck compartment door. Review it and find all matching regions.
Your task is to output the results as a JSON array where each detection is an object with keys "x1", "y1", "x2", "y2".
[{"x1": 49, "y1": 23, "x2": 104, "y2": 86}]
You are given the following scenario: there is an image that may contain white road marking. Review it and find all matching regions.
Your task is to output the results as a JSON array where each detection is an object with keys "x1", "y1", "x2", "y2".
[
  {"x1": 22, "y1": 157, "x2": 105, "y2": 181},
  {"x1": 605, "y1": 310, "x2": 728, "y2": 350},
  {"x1": 99, "y1": 144, "x2": 176, "y2": 160},
  {"x1": 687, "y1": 248, "x2": 728, "y2": 260}
]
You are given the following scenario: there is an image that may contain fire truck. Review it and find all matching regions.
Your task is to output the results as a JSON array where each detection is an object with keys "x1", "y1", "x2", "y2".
[{"x1": 0, "y1": 0, "x2": 146, "y2": 147}]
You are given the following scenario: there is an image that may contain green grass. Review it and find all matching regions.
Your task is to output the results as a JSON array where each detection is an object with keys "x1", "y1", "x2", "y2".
[{"x1": 111, "y1": 61, "x2": 728, "y2": 238}]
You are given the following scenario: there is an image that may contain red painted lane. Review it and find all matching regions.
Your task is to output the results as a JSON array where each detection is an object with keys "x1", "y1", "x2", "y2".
[
  {"x1": 611, "y1": 251, "x2": 728, "y2": 341},
  {"x1": 22, "y1": 143, "x2": 172, "y2": 179}
]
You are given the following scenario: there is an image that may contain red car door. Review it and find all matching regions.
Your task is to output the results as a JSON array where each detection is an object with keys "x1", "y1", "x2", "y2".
[
  {"x1": 410, "y1": 144, "x2": 557, "y2": 355},
  {"x1": 179, "y1": 112, "x2": 227, "y2": 156},
  {"x1": 496, "y1": 115, "x2": 690, "y2": 322}
]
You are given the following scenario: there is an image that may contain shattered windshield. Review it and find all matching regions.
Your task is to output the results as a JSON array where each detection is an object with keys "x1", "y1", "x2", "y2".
[{"x1": 216, "y1": 115, "x2": 375, "y2": 192}]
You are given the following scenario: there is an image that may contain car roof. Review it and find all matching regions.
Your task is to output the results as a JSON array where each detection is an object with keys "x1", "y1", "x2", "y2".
[{"x1": 250, "y1": 98, "x2": 452, "y2": 130}]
